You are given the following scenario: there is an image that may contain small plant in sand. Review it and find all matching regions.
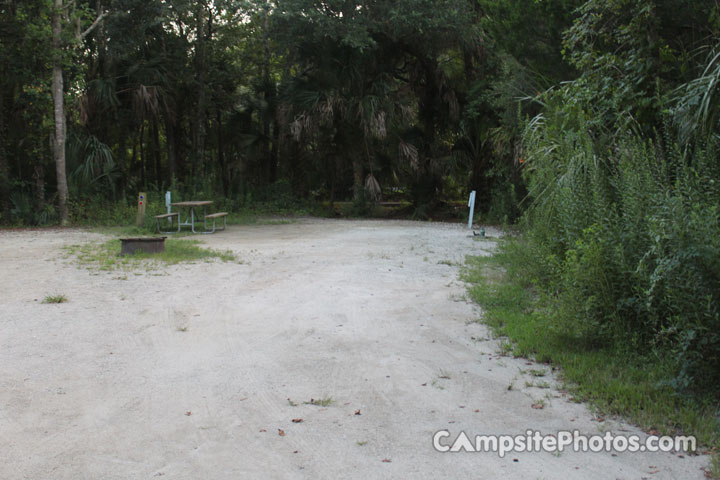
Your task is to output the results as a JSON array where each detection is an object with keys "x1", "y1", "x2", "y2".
[
  {"x1": 42, "y1": 294, "x2": 68, "y2": 304},
  {"x1": 304, "y1": 396, "x2": 333, "y2": 407}
]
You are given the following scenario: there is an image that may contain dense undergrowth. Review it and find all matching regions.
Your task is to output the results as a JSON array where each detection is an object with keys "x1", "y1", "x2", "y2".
[{"x1": 464, "y1": 81, "x2": 720, "y2": 454}]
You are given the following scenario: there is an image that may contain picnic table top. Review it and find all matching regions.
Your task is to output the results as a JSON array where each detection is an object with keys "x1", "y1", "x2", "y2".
[{"x1": 170, "y1": 201, "x2": 213, "y2": 207}]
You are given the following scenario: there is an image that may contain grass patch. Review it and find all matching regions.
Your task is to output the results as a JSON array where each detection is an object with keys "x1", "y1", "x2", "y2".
[
  {"x1": 65, "y1": 238, "x2": 236, "y2": 272},
  {"x1": 463, "y1": 247, "x2": 720, "y2": 450},
  {"x1": 304, "y1": 396, "x2": 333, "y2": 407},
  {"x1": 42, "y1": 294, "x2": 68, "y2": 304}
]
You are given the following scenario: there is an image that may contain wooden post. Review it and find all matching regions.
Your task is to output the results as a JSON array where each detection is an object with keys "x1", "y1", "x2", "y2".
[{"x1": 136, "y1": 192, "x2": 146, "y2": 227}]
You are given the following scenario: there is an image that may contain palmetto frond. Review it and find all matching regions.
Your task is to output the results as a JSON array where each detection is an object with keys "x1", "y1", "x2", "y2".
[
  {"x1": 67, "y1": 133, "x2": 116, "y2": 193},
  {"x1": 399, "y1": 140, "x2": 419, "y2": 171},
  {"x1": 673, "y1": 47, "x2": 720, "y2": 145},
  {"x1": 364, "y1": 173, "x2": 382, "y2": 202},
  {"x1": 132, "y1": 84, "x2": 161, "y2": 120}
]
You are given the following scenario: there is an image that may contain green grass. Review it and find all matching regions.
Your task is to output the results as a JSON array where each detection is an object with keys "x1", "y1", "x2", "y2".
[
  {"x1": 463, "y1": 250, "x2": 720, "y2": 451},
  {"x1": 65, "y1": 238, "x2": 236, "y2": 272},
  {"x1": 42, "y1": 294, "x2": 68, "y2": 304},
  {"x1": 304, "y1": 396, "x2": 333, "y2": 407}
]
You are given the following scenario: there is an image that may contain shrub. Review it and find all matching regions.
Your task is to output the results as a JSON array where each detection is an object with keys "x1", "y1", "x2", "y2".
[{"x1": 520, "y1": 100, "x2": 720, "y2": 395}]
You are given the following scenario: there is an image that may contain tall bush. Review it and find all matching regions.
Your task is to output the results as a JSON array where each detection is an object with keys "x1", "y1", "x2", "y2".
[{"x1": 521, "y1": 95, "x2": 720, "y2": 393}]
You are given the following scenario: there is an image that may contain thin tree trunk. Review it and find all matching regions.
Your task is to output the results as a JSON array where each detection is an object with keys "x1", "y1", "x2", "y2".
[
  {"x1": 164, "y1": 107, "x2": 177, "y2": 184},
  {"x1": 52, "y1": 0, "x2": 69, "y2": 225},
  {"x1": 262, "y1": 3, "x2": 275, "y2": 184},
  {"x1": 139, "y1": 122, "x2": 146, "y2": 188},
  {"x1": 216, "y1": 109, "x2": 228, "y2": 196},
  {"x1": 117, "y1": 133, "x2": 127, "y2": 200},
  {"x1": 33, "y1": 164, "x2": 45, "y2": 211},
  {"x1": 352, "y1": 155, "x2": 363, "y2": 202},
  {"x1": 0, "y1": 80, "x2": 10, "y2": 222},
  {"x1": 152, "y1": 118, "x2": 161, "y2": 187},
  {"x1": 130, "y1": 131, "x2": 138, "y2": 193},
  {"x1": 329, "y1": 154, "x2": 337, "y2": 210},
  {"x1": 192, "y1": 4, "x2": 207, "y2": 183}
]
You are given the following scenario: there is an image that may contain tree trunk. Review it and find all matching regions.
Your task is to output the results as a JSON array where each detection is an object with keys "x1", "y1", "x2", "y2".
[
  {"x1": 52, "y1": 0, "x2": 69, "y2": 225},
  {"x1": 262, "y1": 3, "x2": 276, "y2": 184},
  {"x1": 117, "y1": 133, "x2": 127, "y2": 200},
  {"x1": 139, "y1": 122, "x2": 146, "y2": 188},
  {"x1": 216, "y1": 109, "x2": 228, "y2": 196},
  {"x1": 164, "y1": 107, "x2": 177, "y2": 184},
  {"x1": 33, "y1": 164, "x2": 45, "y2": 211},
  {"x1": 352, "y1": 155, "x2": 363, "y2": 202},
  {"x1": 192, "y1": 3, "x2": 207, "y2": 183},
  {"x1": 0, "y1": 79, "x2": 10, "y2": 222},
  {"x1": 152, "y1": 118, "x2": 162, "y2": 187}
]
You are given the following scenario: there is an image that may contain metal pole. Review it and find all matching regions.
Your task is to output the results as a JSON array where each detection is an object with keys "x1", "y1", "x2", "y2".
[{"x1": 467, "y1": 190, "x2": 476, "y2": 229}]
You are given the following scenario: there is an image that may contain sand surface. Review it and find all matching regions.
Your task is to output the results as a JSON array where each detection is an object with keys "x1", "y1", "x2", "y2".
[{"x1": 0, "y1": 219, "x2": 708, "y2": 479}]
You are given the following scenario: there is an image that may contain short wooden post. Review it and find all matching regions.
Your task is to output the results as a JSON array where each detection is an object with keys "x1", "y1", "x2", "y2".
[{"x1": 136, "y1": 192, "x2": 146, "y2": 227}]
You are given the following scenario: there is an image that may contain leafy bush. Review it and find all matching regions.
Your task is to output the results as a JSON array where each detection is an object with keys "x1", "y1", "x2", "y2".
[{"x1": 519, "y1": 97, "x2": 720, "y2": 395}]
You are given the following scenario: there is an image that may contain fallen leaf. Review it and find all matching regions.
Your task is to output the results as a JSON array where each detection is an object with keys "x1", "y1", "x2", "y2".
[
  {"x1": 354, "y1": 410, "x2": 361, "y2": 416},
  {"x1": 474, "y1": 409, "x2": 479, "y2": 413},
  {"x1": 278, "y1": 429, "x2": 285, "y2": 437},
  {"x1": 382, "y1": 458, "x2": 392, "y2": 463},
  {"x1": 421, "y1": 383, "x2": 427, "y2": 386},
  {"x1": 648, "y1": 470, "x2": 660, "y2": 474},
  {"x1": 259, "y1": 429, "x2": 267, "y2": 432},
  {"x1": 184, "y1": 411, "x2": 192, "y2": 416},
  {"x1": 531, "y1": 403, "x2": 544, "y2": 409},
  {"x1": 292, "y1": 418, "x2": 303, "y2": 423}
]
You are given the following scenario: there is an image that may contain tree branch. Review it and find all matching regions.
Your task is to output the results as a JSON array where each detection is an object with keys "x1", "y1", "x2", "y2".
[{"x1": 78, "y1": 11, "x2": 108, "y2": 41}]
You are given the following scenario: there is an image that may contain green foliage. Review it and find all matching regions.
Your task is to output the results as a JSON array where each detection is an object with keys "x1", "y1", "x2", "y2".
[
  {"x1": 673, "y1": 47, "x2": 720, "y2": 145},
  {"x1": 41, "y1": 294, "x2": 68, "y2": 304},
  {"x1": 464, "y1": 251, "x2": 720, "y2": 447},
  {"x1": 520, "y1": 96, "x2": 720, "y2": 395}
]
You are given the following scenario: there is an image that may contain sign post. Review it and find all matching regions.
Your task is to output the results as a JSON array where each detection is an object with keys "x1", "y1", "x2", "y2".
[
  {"x1": 467, "y1": 190, "x2": 476, "y2": 229},
  {"x1": 136, "y1": 192, "x2": 146, "y2": 227}
]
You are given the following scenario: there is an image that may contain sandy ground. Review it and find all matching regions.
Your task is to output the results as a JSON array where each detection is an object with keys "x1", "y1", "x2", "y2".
[{"x1": 0, "y1": 218, "x2": 709, "y2": 479}]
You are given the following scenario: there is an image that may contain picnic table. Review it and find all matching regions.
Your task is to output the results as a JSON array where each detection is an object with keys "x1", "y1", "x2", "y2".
[{"x1": 156, "y1": 200, "x2": 227, "y2": 234}]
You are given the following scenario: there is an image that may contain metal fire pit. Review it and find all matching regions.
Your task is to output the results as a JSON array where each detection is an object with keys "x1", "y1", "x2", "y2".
[{"x1": 120, "y1": 237, "x2": 166, "y2": 256}]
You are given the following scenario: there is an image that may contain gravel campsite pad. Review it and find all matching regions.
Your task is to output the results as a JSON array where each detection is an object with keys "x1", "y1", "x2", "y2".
[{"x1": 0, "y1": 219, "x2": 709, "y2": 479}]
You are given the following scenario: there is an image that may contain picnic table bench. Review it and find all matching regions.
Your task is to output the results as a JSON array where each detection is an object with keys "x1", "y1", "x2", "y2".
[
  {"x1": 155, "y1": 200, "x2": 227, "y2": 234},
  {"x1": 204, "y1": 212, "x2": 228, "y2": 233},
  {"x1": 155, "y1": 212, "x2": 180, "y2": 234}
]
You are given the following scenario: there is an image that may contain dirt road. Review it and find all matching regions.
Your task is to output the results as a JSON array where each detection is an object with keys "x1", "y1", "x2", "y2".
[{"x1": 0, "y1": 219, "x2": 708, "y2": 479}]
